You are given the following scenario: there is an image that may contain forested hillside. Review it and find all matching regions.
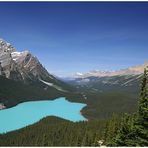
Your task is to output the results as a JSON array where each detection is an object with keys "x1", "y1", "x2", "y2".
[
  {"x1": 0, "y1": 76, "x2": 84, "y2": 109},
  {"x1": 108, "y1": 68, "x2": 148, "y2": 146},
  {"x1": 0, "y1": 74, "x2": 139, "y2": 120},
  {"x1": 0, "y1": 115, "x2": 122, "y2": 146},
  {"x1": 69, "y1": 75, "x2": 140, "y2": 119},
  {"x1": 0, "y1": 68, "x2": 147, "y2": 146}
]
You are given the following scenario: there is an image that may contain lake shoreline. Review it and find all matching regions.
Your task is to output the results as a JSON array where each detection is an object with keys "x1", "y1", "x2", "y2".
[{"x1": 0, "y1": 97, "x2": 87, "y2": 133}]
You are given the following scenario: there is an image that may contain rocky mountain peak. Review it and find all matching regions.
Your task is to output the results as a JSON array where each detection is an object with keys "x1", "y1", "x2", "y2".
[
  {"x1": 0, "y1": 39, "x2": 17, "y2": 78},
  {"x1": 0, "y1": 38, "x2": 54, "y2": 83},
  {"x1": 11, "y1": 50, "x2": 30, "y2": 64},
  {"x1": 0, "y1": 38, "x2": 16, "y2": 54}
]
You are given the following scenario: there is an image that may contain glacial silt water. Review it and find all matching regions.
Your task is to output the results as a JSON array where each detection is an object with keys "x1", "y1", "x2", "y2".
[{"x1": 0, "y1": 97, "x2": 86, "y2": 133}]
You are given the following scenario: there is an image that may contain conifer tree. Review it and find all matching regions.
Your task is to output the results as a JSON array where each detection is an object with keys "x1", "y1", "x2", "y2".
[
  {"x1": 138, "y1": 68, "x2": 148, "y2": 125},
  {"x1": 109, "y1": 68, "x2": 148, "y2": 146},
  {"x1": 134, "y1": 67, "x2": 148, "y2": 146}
]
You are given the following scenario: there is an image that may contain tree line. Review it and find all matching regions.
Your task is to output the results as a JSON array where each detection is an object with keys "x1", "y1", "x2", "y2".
[{"x1": 0, "y1": 68, "x2": 147, "y2": 146}]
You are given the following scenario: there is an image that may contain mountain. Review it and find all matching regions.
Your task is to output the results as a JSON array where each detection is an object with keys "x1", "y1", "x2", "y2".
[
  {"x1": 0, "y1": 39, "x2": 46, "y2": 80},
  {"x1": 61, "y1": 63, "x2": 147, "y2": 119},
  {"x1": 73, "y1": 62, "x2": 148, "y2": 78},
  {"x1": 0, "y1": 38, "x2": 71, "y2": 91},
  {"x1": 0, "y1": 38, "x2": 54, "y2": 82},
  {"x1": 63, "y1": 61, "x2": 148, "y2": 88},
  {"x1": 0, "y1": 38, "x2": 82, "y2": 110}
]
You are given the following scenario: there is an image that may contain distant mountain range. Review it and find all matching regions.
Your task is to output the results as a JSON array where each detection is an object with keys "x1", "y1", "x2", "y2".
[
  {"x1": 69, "y1": 61, "x2": 148, "y2": 78},
  {"x1": 62, "y1": 60, "x2": 148, "y2": 88},
  {"x1": 61, "y1": 60, "x2": 147, "y2": 119}
]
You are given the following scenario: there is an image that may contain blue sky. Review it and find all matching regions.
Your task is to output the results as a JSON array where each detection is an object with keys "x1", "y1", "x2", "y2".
[{"x1": 0, "y1": 2, "x2": 148, "y2": 76}]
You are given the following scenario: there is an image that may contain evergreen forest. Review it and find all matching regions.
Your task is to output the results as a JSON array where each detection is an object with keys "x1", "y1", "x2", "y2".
[{"x1": 0, "y1": 69, "x2": 148, "y2": 146}]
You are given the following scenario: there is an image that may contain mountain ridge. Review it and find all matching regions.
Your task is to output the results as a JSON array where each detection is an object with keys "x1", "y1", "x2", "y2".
[
  {"x1": 0, "y1": 38, "x2": 84, "y2": 112},
  {"x1": 0, "y1": 38, "x2": 71, "y2": 92},
  {"x1": 68, "y1": 61, "x2": 148, "y2": 79}
]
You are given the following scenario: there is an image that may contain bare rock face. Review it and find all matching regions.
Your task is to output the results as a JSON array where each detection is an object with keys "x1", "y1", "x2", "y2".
[
  {"x1": 11, "y1": 50, "x2": 54, "y2": 82},
  {"x1": 0, "y1": 38, "x2": 55, "y2": 83},
  {"x1": 0, "y1": 39, "x2": 18, "y2": 78}
]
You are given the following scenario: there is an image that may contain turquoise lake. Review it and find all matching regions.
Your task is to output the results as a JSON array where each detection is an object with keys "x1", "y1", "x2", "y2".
[{"x1": 0, "y1": 97, "x2": 86, "y2": 134}]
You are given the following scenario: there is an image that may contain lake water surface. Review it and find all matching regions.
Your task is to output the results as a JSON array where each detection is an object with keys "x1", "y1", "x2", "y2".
[{"x1": 0, "y1": 97, "x2": 86, "y2": 133}]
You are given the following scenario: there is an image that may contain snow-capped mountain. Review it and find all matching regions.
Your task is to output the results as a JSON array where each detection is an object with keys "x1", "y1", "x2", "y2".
[
  {"x1": 0, "y1": 38, "x2": 49, "y2": 81},
  {"x1": 74, "y1": 62, "x2": 148, "y2": 79},
  {"x1": 63, "y1": 62, "x2": 147, "y2": 89},
  {"x1": 0, "y1": 38, "x2": 68, "y2": 91},
  {"x1": 0, "y1": 39, "x2": 19, "y2": 78}
]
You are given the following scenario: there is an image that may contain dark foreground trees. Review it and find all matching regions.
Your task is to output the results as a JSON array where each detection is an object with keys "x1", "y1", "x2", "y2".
[
  {"x1": 108, "y1": 68, "x2": 148, "y2": 146},
  {"x1": 0, "y1": 116, "x2": 107, "y2": 146}
]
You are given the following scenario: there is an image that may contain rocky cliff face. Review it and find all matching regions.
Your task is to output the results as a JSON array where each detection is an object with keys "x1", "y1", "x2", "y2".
[
  {"x1": 0, "y1": 39, "x2": 19, "y2": 79},
  {"x1": 11, "y1": 50, "x2": 54, "y2": 82},
  {"x1": 0, "y1": 38, "x2": 57, "y2": 84}
]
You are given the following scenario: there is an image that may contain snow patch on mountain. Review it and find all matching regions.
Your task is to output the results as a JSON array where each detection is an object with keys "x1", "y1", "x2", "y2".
[
  {"x1": 0, "y1": 38, "x2": 16, "y2": 53},
  {"x1": 39, "y1": 79, "x2": 53, "y2": 86},
  {"x1": 76, "y1": 72, "x2": 83, "y2": 76},
  {"x1": 121, "y1": 74, "x2": 143, "y2": 86},
  {"x1": 73, "y1": 62, "x2": 148, "y2": 79},
  {"x1": 39, "y1": 79, "x2": 68, "y2": 92},
  {"x1": 0, "y1": 38, "x2": 66, "y2": 92},
  {"x1": 11, "y1": 51, "x2": 29, "y2": 63}
]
